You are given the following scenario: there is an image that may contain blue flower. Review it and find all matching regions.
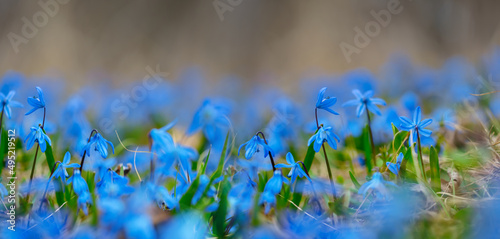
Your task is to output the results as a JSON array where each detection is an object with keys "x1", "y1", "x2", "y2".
[
  {"x1": 149, "y1": 120, "x2": 176, "y2": 155},
  {"x1": 96, "y1": 169, "x2": 134, "y2": 197},
  {"x1": 50, "y1": 151, "x2": 80, "y2": 182},
  {"x1": 67, "y1": 169, "x2": 89, "y2": 196},
  {"x1": 343, "y1": 89, "x2": 386, "y2": 117},
  {"x1": 25, "y1": 86, "x2": 46, "y2": 115},
  {"x1": 238, "y1": 135, "x2": 275, "y2": 159},
  {"x1": 315, "y1": 87, "x2": 339, "y2": 115},
  {"x1": 263, "y1": 169, "x2": 289, "y2": 195},
  {"x1": 259, "y1": 191, "x2": 276, "y2": 214},
  {"x1": 275, "y1": 152, "x2": 310, "y2": 184},
  {"x1": 187, "y1": 99, "x2": 230, "y2": 143},
  {"x1": 399, "y1": 106, "x2": 433, "y2": 144},
  {"x1": 358, "y1": 172, "x2": 397, "y2": 199},
  {"x1": 386, "y1": 152, "x2": 403, "y2": 176},
  {"x1": 307, "y1": 126, "x2": 340, "y2": 152},
  {"x1": 78, "y1": 191, "x2": 92, "y2": 215},
  {"x1": 81, "y1": 132, "x2": 115, "y2": 158},
  {"x1": 24, "y1": 125, "x2": 51, "y2": 152},
  {"x1": 0, "y1": 91, "x2": 23, "y2": 119}
]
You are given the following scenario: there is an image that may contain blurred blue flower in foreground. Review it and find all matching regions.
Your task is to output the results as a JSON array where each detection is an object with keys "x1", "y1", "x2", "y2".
[
  {"x1": 315, "y1": 87, "x2": 339, "y2": 115},
  {"x1": 238, "y1": 135, "x2": 274, "y2": 159},
  {"x1": 386, "y1": 152, "x2": 403, "y2": 176},
  {"x1": 275, "y1": 152, "x2": 310, "y2": 184},
  {"x1": 358, "y1": 172, "x2": 397, "y2": 199},
  {"x1": 159, "y1": 212, "x2": 207, "y2": 239},
  {"x1": 67, "y1": 169, "x2": 89, "y2": 196},
  {"x1": 343, "y1": 89, "x2": 386, "y2": 117},
  {"x1": 81, "y1": 132, "x2": 115, "y2": 158},
  {"x1": 399, "y1": 106, "x2": 433, "y2": 144},
  {"x1": 0, "y1": 91, "x2": 23, "y2": 119},
  {"x1": 50, "y1": 151, "x2": 80, "y2": 182},
  {"x1": 25, "y1": 125, "x2": 51, "y2": 152},
  {"x1": 308, "y1": 126, "x2": 340, "y2": 152},
  {"x1": 25, "y1": 86, "x2": 46, "y2": 115}
]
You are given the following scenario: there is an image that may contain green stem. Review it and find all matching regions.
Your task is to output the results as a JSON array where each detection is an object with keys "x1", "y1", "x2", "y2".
[
  {"x1": 416, "y1": 129, "x2": 427, "y2": 181},
  {"x1": 365, "y1": 109, "x2": 376, "y2": 167},
  {"x1": 315, "y1": 108, "x2": 336, "y2": 199},
  {"x1": 256, "y1": 131, "x2": 276, "y2": 171}
]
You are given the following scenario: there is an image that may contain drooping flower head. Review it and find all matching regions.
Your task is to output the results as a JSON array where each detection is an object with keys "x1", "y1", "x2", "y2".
[
  {"x1": 260, "y1": 170, "x2": 289, "y2": 214},
  {"x1": 263, "y1": 169, "x2": 289, "y2": 196},
  {"x1": 24, "y1": 125, "x2": 52, "y2": 152},
  {"x1": 386, "y1": 152, "x2": 404, "y2": 176},
  {"x1": 307, "y1": 126, "x2": 340, "y2": 152},
  {"x1": 315, "y1": 87, "x2": 339, "y2": 115},
  {"x1": 50, "y1": 151, "x2": 80, "y2": 182},
  {"x1": 343, "y1": 89, "x2": 386, "y2": 117},
  {"x1": 67, "y1": 169, "x2": 89, "y2": 196},
  {"x1": 81, "y1": 132, "x2": 115, "y2": 159},
  {"x1": 0, "y1": 91, "x2": 23, "y2": 119},
  {"x1": 275, "y1": 152, "x2": 311, "y2": 184},
  {"x1": 358, "y1": 172, "x2": 397, "y2": 200},
  {"x1": 399, "y1": 106, "x2": 433, "y2": 145},
  {"x1": 238, "y1": 134, "x2": 275, "y2": 159},
  {"x1": 25, "y1": 86, "x2": 46, "y2": 115}
]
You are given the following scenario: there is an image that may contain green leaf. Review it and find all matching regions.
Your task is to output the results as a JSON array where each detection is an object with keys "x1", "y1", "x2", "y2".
[
  {"x1": 429, "y1": 146, "x2": 441, "y2": 192},
  {"x1": 362, "y1": 126, "x2": 373, "y2": 174},
  {"x1": 349, "y1": 171, "x2": 361, "y2": 189},
  {"x1": 179, "y1": 176, "x2": 200, "y2": 210},
  {"x1": 212, "y1": 179, "x2": 230, "y2": 237},
  {"x1": 44, "y1": 142, "x2": 56, "y2": 174},
  {"x1": 392, "y1": 131, "x2": 408, "y2": 155},
  {"x1": 303, "y1": 142, "x2": 316, "y2": 172},
  {"x1": 391, "y1": 123, "x2": 399, "y2": 135}
]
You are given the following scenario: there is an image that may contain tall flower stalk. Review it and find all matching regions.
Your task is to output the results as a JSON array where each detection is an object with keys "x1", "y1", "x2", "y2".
[
  {"x1": 313, "y1": 87, "x2": 341, "y2": 198},
  {"x1": 399, "y1": 106, "x2": 433, "y2": 181},
  {"x1": 25, "y1": 87, "x2": 48, "y2": 201},
  {"x1": 343, "y1": 89, "x2": 386, "y2": 167}
]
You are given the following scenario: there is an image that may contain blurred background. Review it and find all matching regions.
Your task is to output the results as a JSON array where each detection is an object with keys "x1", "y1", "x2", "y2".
[{"x1": 1, "y1": 0, "x2": 500, "y2": 92}]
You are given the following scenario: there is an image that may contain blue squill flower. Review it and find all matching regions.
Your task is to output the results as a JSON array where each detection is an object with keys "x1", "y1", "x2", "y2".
[
  {"x1": 307, "y1": 126, "x2": 340, "y2": 152},
  {"x1": 238, "y1": 135, "x2": 275, "y2": 159},
  {"x1": 24, "y1": 125, "x2": 51, "y2": 152},
  {"x1": 358, "y1": 172, "x2": 397, "y2": 199},
  {"x1": 386, "y1": 152, "x2": 403, "y2": 176},
  {"x1": 343, "y1": 89, "x2": 386, "y2": 117},
  {"x1": 187, "y1": 99, "x2": 231, "y2": 143},
  {"x1": 78, "y1": 191, "x2": 92, "y2": 215},
  {"x1": 149, "y1": 120, "x2": 176, "y2": 155},
  {"x1": 67, "y1": 169, "x2": 89, "y2": 196},
  {"x1": 50, "y1": 151, "x2": 80, "y2": 182},
  {"x1": 263, "y1": 169, "x2": 289, "y2": 195},
  {"x1": 25, "y1": 86, "x2": 46, "y2": 115},
  {"x1": 0, "y1": 91, "x2": 23, "y2": 119},
  {"x1": 259, "y1": 191, "x2": 276, "y2": 214},
  {"x1": 315, "y1": 87, "x2": 339, "y2": 115},
  {"x1": 81, "y1": 132, "x2": 115, "y2": 158},
  {"x1": 96, "y1": 170, "x2": 134, "y2": 197},
  {"x1": 399, "y1": 106, "x2": 433, "y2": 144},
  {"x1": 275, "y1": 152, "x2": 310, "y2": 184}
]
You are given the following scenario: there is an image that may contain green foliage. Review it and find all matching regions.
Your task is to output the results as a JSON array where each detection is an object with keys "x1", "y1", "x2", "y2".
[
  {"x1": 349, "y1": 171, "x2": 361, "y2": 189},
  {"x1": 212, "y1": 179, "x2": 230, "y2": 237},
  {"x1": 429, "y1": 146, "x2": 441, "y2": 192}
]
